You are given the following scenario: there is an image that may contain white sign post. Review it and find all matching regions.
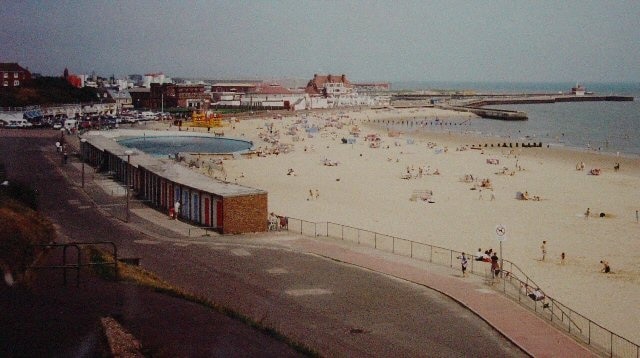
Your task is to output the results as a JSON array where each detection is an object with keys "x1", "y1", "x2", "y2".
[{"x1": 495, "y1": 225, "x2": 506, "y2": 276}]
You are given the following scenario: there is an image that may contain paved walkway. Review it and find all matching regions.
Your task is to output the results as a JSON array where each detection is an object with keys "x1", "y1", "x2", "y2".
[{"x1": 65, "y1": 132, "x2": 597, "y2": 356}]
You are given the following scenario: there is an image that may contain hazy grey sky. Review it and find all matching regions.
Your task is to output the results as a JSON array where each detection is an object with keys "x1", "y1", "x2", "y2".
[{"x1": 2, "y1": 0, "x2": 639, "y2": 83}]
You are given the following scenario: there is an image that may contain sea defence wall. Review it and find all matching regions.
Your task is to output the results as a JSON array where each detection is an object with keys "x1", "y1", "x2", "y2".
[
  {"x1": 466, "y1": 95, "x2": 633, "y2": 107},
  {"x1": 442, "y1": 105, "x2": 528, "y2": 120},
  {"x1": 392, "y1": 93, "x2": 634, "y2": 121}
]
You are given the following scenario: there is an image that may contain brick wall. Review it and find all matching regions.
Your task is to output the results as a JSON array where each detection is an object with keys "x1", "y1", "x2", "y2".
[{"x1": 221, "y1": 194, "x2": 268, "y2": 234}]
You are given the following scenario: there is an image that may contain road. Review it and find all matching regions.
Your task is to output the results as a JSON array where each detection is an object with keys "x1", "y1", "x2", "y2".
[{"x1": 1, "y1": 129, "x2": 527, "y2": 357}]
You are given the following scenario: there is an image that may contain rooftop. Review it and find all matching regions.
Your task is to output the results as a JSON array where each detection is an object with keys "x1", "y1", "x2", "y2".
[{"x1": 84, "y1": 132, "x2": 266, "y2": 198}]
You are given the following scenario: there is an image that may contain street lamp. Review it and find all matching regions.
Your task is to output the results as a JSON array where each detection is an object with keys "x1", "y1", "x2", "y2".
[
  {"x1": 80, "y1": 138, "x2": 87, "y2": 188},
  {"x1": 124, "y1": 150, "x2": 133, "y2": 222}
]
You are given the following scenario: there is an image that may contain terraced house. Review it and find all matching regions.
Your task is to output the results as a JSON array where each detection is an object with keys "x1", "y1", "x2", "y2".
[{"x1": 0, "y1": 63, "x2": 31, "y2": 88}]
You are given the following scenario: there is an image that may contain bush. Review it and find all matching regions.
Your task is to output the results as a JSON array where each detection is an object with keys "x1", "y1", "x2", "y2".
[
  {"x1": 0, "y1": 180, "x2": 39, "y2": 210},
  {"x1": 0, "y1": 174, "x2": 58, "y2": 285}
]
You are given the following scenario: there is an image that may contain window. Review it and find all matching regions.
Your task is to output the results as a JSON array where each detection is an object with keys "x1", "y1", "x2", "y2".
[
  {"x1": 14, "y1": 72, "x2": 19, "y2": 78},
  {"x1": 14, "y1": 80, "x2": 19, "y2": 86},
  {"x1": 3, "y1": 73, "x2": 7, "y2": 78},
  {"x1": 3, "y1": 81, "x2": 7, "y2": 86}
]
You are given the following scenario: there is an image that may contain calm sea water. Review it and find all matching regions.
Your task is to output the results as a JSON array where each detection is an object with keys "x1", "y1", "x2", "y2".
[{"x1": 391, "y1": 82, "x2": 640, "y2": 156}]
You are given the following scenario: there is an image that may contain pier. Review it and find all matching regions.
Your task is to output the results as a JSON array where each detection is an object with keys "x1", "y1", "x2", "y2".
[{"x1": 465, "y1": 94, "x2": 634, "y2": 107}]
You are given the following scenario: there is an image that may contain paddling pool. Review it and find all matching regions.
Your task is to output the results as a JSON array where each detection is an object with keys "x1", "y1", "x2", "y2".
[{"x1": 118, "y1": 136, "x2": 253, "y2": 156}]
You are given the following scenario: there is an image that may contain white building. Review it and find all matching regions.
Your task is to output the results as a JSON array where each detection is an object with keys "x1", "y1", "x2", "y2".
[{"x1": 142, "y1": 72, "x2": 172, "y2": 88}]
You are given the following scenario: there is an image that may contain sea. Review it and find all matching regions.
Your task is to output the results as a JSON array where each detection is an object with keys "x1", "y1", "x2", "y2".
[{"x1": 390, "y1": 81, "x2": 640, "y2": 156}]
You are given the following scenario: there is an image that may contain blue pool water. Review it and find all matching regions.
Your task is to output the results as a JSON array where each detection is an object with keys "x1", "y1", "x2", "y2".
[{"x1": 118, "y1": 136, "x2": 253, "y2": 156}]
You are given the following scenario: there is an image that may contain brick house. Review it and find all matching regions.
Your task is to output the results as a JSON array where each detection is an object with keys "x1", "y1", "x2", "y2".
[
  {"x1": 0, "y1": 63, "x2": 32, "y2": 88},
  {"x1": 149, "y1": 83, "x2": 210, "y2": 110},
  {"x1": 305, "y1": 74, "x2": 352, "y2": 97}
]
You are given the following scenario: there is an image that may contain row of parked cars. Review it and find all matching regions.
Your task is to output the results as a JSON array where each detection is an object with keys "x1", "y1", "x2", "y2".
[{"x1": 1, "y1": 110, "x2": 174, "y2": 130}]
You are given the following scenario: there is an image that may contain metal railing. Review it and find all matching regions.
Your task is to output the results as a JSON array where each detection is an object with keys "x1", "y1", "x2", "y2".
[
  {"x1": 285, "y1": 217, "x2": 639, "y2": 358},
  {"x1": 29, "y1": 241, "x2": 119, "y2": 286}
]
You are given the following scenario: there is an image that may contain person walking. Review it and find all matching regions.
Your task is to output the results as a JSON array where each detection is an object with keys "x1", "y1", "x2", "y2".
[
  {"x1": 490, "y1": 252, "x2": 500, "y2": 281},
  {"x1": 540, "y1": 241, "x2": 547, "y2": 261},
  {"x1": 457, "y1": 253, "x2": 468, "y2": 277},
  {"x1": 174, "y1": 200, "x2": 181, "y2": 220}
]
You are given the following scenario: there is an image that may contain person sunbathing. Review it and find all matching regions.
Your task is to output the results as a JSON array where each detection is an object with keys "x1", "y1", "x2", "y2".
[{"x1": 522, "y1": 284, "x2": 550, "y2": 307}]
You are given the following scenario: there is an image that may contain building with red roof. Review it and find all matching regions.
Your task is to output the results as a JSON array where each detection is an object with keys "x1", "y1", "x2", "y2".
[
  {"x1": 305, "y1": 74, "x2": 352, "y2": 97},
  {"x1": 241, "y1": 83, "x2": 299, "y2": 110}
]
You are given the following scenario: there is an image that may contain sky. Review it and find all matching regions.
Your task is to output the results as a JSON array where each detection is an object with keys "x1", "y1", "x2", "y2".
[{"x1": 2, "y1": 0, "x2": 639, "y2": 83}]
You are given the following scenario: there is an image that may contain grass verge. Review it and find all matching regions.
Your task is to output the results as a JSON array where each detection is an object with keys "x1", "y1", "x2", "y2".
[{"x1": 87, "y1": 247, "x2": 319, "y2": 357}]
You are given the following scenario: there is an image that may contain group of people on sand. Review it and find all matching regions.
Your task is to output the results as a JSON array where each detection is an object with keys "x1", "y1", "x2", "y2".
[
  {"x1": 474, "y1": 248, "x2": 496, "y2": 263},
  {"x1": 576, "y1": 160, "x2": 621, "y2": 175},
  {"x1": 456, "y1": 248, "x2": 500, "y2": 279},
  {"x1": 307, "y1": 189, "x2": 319, "y2": 201},
  {"x1": 519, "y1": 191, "x2": 540, "y2": 201},
  {"x1": 541, "y1": 240, "x2": 613, "y2": 273},
  {"x1": 401, "y1": 165, "x2": 440, "y2": 179},
  {"x1": 458, "y1": 243, "x2": 614, "y2": 305}
]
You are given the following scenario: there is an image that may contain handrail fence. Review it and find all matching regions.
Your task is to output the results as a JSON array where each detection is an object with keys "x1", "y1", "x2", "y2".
[
  {"x1": 286, "y1": 217, "x2": 639, "y2": 358},
  {"x1": 29, "y1": 241, "x2": 119, "y2": 286}
]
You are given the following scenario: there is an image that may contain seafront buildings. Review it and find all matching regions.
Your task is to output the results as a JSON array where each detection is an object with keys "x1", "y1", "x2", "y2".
[{"x1": 1, "y1": 62, "x2": 390, "y2": 115}]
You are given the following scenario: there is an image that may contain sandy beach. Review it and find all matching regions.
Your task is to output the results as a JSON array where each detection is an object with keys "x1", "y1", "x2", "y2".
[{"x1": 148, "y1": 106, "x2": 640, "y2": 343}]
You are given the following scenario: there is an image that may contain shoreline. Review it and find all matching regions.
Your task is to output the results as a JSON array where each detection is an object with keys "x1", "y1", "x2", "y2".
[
  {"x1": 379, "y1": 123, "x2": 640, "y2": 162},
  {"x1": 363, "y1": 115, "x2": 640, "y2": 159}
]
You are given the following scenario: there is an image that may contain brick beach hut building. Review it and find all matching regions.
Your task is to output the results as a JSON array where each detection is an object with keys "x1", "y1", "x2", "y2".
[{"x1": 81, "y1": 135, "x2": 268, "y2": 234}]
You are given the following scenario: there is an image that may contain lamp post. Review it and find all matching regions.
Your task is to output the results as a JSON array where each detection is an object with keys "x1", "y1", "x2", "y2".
[
  {"x1": 80, "y1": 138, "x2": 87, "y2": 188},
  {"x1": 124, "y1": 150, "x2": 133, "y2": 222}
]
